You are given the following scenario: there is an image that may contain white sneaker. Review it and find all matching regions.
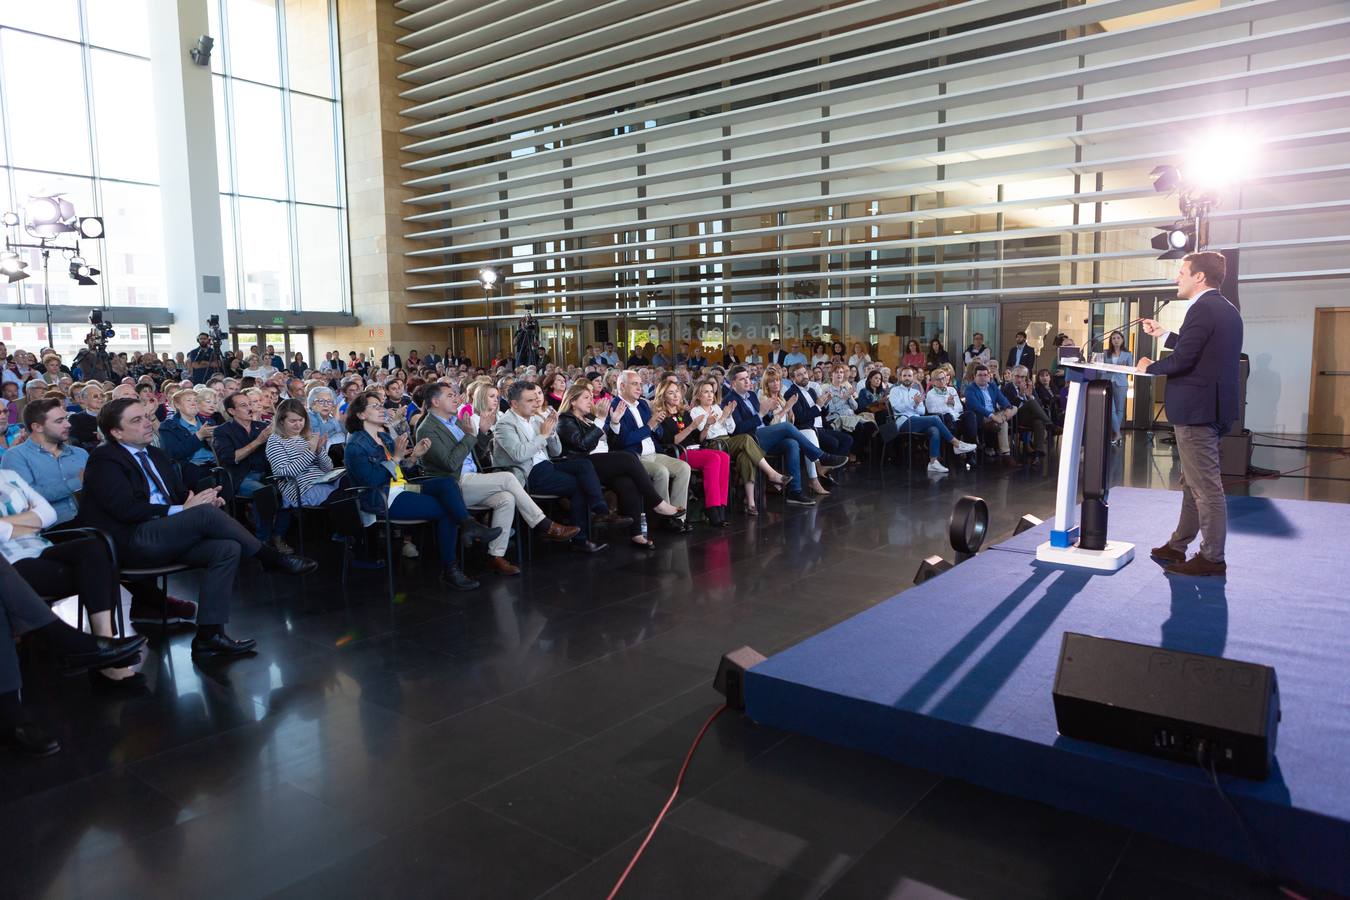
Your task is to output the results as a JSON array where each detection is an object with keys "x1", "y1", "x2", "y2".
[
  {"x1": 402, "y1": 541, "x2": 420, "y2": 559},
  {"x1": 953, "y1": 441, "x2": 978, "y2": 455},
  {"x1": 927, "y1": 459, "x2": 949, "y2": 474}
]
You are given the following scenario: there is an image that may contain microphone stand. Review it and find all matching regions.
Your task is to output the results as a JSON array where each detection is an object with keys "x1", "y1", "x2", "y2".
[{"x1": 1082, "y1": 298, "x2": 1170, "y2": 360}]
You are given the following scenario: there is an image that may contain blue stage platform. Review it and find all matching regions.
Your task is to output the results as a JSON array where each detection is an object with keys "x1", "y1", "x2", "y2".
[{"x1": 746, "y1": 487, "x2": 1350, "y2": 895}]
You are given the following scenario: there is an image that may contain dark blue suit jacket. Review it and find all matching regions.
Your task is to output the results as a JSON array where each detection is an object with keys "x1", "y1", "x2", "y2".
[
  {"x1": 609, "y1": 398, "x2": 656, "y2": 455},
  {"x1": 723, "y1": 385, "x2": 763, "y2": 436},
  {"x1": 1146, "y1": 290, "x2": 1243, "y2": 427},
  {"x1": 1006, "y1": 344, "x2": 1036, "y2": 371},
  {"x1": 784, "y1": 383, "x2": 823, "y2": 430}
]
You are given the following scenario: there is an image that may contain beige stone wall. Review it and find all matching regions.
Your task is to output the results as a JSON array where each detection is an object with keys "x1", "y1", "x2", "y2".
[{"x1": 313, "y1": 0, "x2": 443, "y2": 357}]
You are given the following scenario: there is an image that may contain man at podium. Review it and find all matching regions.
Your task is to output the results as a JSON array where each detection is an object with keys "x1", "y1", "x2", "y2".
[{"x1": 1136, "y1": 251, "x2": 1244, "y2": 578}]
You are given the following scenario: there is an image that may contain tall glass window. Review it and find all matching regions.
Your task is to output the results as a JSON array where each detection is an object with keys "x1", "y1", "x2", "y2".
[
  {"x1": 0, "y1": 1, "x2": 166, "y2": 324},
  {"x1": 211, "y1": 0, "x2": 348, "y2": 313}
]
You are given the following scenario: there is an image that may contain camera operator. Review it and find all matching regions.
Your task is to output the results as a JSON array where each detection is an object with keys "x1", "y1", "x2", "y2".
[
  {"x1": 187, "y1": 332, "x2": 223, "y2": 385},
  {"x1": 74, "y1": 311, "x2": 117, "y2": 385}
]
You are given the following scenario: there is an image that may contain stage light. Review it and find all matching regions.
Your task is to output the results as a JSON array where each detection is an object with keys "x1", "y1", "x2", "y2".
[
  {"x1": 1, "y1": 211, "x2": 18, "y2": 227},
  {"x1": 26, "y1": 197, "x2": 61, "y2": 225},
  {"x1": 77, "y1": 216, "x2": 105, "y2": 239},
  {"x1": 914, "y1": 555, "x2": 954, "y2": 585},
  {"x1": 478, "y1": 265, "x2": 502, "y2": 290},
  {"x1": 25, "y1": 195, "x2": 76, "y2": 238},
  {"x1": 1151, "y1": 222, "x2": 1195, "y2": 260},
  {"x1": 0, "y1": 251, "x2": 29, "y2": 283},
  {"x1": 1185, "y1": 129, "x2": 1258, "y2": 191},
  {"x1": 949, "y1": 495, "x2": 989, "y2": 562},
  {"x1": 1150, "y1": 165, "x2": 1181, "y2": 194},
  {"x1": 69, "y1": 258, "x2": 100, "y2": 286}
]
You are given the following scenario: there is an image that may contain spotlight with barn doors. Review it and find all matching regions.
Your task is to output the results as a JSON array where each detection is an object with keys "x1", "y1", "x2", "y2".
[
  {"x1": 69, "y1": 257, "x2": 100, "y2": 286},
  {"x1": 0, "y1": 251, "x2": 29, "y2": 284},
  {"x1": 2, "y1": 194, "x2": 109, "y2": 338},
  {"x1": 1145, "y1": 130, "x2": 1258, "y2": 256}
]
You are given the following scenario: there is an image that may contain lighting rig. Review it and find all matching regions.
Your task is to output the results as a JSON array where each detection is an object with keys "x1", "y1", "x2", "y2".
[{"x1": 2, "y1": 194, "x2": 107, "y2": 340}]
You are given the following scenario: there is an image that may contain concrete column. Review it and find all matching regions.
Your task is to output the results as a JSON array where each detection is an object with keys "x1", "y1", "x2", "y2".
[{"x1": 148, "y1": 0, "x2": 228, "y2": 353}]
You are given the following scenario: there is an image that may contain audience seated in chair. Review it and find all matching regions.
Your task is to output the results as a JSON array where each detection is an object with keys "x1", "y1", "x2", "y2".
[
  {"x1": 0, "y1": 464, "x2": 140, "y2": 688},
  {"x1": 924, "y1": 366, "x2": 977, "y2": 444},
  {"x1": 688, "y1": 377, "x2": 785, "y2": 517},
  {"x1": 652, "y1": 379, "x2": 731, "y2": 527},
  {"x1": 0, "y1": 554, "x2": 147, "y2": 755},
  {"x1": 820, "y1": 364, "x2": 878, "y2": 464},
  {"x1": 492, "y1": 381, "x2": 625, "y2": 554},
  {"x1": 963, "y1": 364, "x2": 1017, "y2": 465},
  {"x1": 416, "y1": 381, "x2": 579, "y2": 574},
  {"x1": 214, "y1": 391, "x2": 290, "y2": 549},
  {"x1": 723, "y1": 365, "x2": 845, "y2": 507},
  {"x1": 344, "y1": 391, "x2": 500, "y2": 590},
  {"x1": 78, "y1": 397, "x2": 317, "y2": 660},
  {"x1": 608, "y1": 370, "x2": 693, "y2": 534},
  {"x1": 266, "y1": 399, "x2": 342, "y2": 518},
  {"x1": 888, "y1": 366, "x2": 978, "y2": 475},
  {"x1": 158, "y1": 387, "x2": 220, "y2": 491},
  {"x1": 557, "y1": 382, "x2": 683, "y2": 549}
]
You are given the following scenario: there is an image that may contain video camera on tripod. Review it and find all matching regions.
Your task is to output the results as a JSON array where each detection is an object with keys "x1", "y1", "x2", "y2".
[
  {"x1": 87, "y1": 309, "x2": 114, "y2": 350},
  {"x1": 206, "y1": 313, "x2": 225, "y2": 353}
]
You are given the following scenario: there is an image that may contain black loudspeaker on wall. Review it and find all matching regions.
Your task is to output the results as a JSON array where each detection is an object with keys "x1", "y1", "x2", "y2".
[
  {"x1": 594, "y1": 320, "x2": 609, "y2": 343},
  {"x1": 1053, "y1": 632, "x2": 1279, "y2": 780}
]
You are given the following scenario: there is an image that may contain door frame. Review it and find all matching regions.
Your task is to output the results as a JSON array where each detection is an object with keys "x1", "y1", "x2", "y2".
[{"x1": 1308, "y1": 306, "x2": 1350, "y2": 436}]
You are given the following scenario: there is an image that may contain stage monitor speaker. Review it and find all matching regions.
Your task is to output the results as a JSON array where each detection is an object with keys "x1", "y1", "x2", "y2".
[
  {"x1": 714, "y1": 646, "x2": 766, "y2": 711},
  {"x1": 1221, "y1": 429, "x2": 1253, "y2": 477},
  {"x1": 1053, "y1": 632, "x2": 1279, "y2": 779},
  {"x1": 594, "y1": 320, "x2": 609, "y2": 343}
]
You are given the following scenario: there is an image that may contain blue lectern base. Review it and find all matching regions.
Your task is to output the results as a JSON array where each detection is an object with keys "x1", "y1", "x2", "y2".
[{"x1": 1035, "y1": 539, "x2": 1135, "y2": 571}]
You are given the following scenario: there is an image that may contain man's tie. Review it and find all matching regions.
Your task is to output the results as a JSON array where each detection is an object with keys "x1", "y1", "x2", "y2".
[{"x1": 135, "y1": 450, "x2": 171, "y2": 501}]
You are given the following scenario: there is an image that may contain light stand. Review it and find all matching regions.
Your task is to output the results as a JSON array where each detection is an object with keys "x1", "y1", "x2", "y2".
[{"x1": 3, "y1": 198, "x2": 107, "y2": 345}]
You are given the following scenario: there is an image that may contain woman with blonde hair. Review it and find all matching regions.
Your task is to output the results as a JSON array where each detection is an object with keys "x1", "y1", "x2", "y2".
[
  {"x1": 690, "y1": 377, "x2": 786, "y2": 515},
  {"x1": 760, "y1": 366, "x2": 829, "y2": 496},
  {"x1": 556, "y1": 382, "x2": 681, "y2": 549},
  {"x1": 652, "y1": 378, "x2": 731, "y2": 526}
]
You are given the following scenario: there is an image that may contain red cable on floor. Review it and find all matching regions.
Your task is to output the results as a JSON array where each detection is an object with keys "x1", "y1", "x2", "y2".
[{"x1": 606, "y1": 704, "x2": 728, "y2": 900}]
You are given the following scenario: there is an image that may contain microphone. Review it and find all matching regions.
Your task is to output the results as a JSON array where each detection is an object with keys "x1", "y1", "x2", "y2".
[{"x1": 1083, "y1": 298, "x2": 1170, "y2": 359}]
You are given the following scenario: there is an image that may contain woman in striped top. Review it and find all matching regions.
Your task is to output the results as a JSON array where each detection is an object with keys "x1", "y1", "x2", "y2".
[{"x1": 266, "y1": 399, "x2": 338, "y2": 510}]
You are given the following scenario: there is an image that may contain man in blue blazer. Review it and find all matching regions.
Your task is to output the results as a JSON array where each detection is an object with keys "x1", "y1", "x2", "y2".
[
  {"x1": 1137, "y1": 251, "x2": 1243, "y2": 577},
  {"x1": 1006, "y1": 331, "x2": 1036, "y2": 371},
  {"x1": 722, "y1": 366, "x2": 846, "y2": 506}
]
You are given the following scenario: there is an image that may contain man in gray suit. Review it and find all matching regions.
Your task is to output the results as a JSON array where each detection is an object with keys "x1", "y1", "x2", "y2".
[
  {"x1": 492, "y1": 381, "x2": 618, "y2": 553},
  {"x1": 417, "y1": 382, "x2": 578, "y2": 573}
]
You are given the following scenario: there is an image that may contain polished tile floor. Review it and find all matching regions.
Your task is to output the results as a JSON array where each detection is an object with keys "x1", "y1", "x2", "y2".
[{"x1": 4, "y1": 432, "x2": 1347, "y2": 900}]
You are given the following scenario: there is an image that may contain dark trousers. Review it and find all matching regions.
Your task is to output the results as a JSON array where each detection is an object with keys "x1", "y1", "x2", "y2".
[
  {"x1": 817, "y1": 427, "x2": 853, "y2": 458},
  {"x1": 13, "y1": 536, "x2": 119, "y2": 615},
  {"x1": 387, "y1": 477, "x2": 467, "y2": 571},
  {"x1": 0, "y1": 556, "x2": 62, "y2": 694},
  {"x1": 940, "y1": 411, "x2": 978, "y2": 443},
  {"x1": 126, "y1": 505, "x2": 263, "y2": 626},
  {"x1": 589, "y1": 452, "x2": 665, "y2": 536},
  {"x1": 527, "y1": 459, "x2": 602, "y2": 540}
]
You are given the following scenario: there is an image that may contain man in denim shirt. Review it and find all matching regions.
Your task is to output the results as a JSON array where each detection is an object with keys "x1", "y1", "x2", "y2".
[{"x1": 1, "y1": 399, "x2": 87, "y2": 525}]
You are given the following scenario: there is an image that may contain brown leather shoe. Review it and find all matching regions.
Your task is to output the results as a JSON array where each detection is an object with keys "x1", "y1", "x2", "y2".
[
  {"x1": 1164, "y1": 556, "x2": 1227, "y2": 577},
  {"x1": 540, "y1": 520, "x2": 581, "y2": 542},
  {"x1": 1149, "y1": 544, "x2": 1186, "y2": 564},
  {"x1": 489, "y1": 556, "x2": 521, "y2": 576}
]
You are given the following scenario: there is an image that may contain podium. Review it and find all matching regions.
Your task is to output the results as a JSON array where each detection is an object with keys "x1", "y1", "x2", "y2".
[{"x1": 1036, "y1": 359, "x2": 1156, "y2": 571}]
